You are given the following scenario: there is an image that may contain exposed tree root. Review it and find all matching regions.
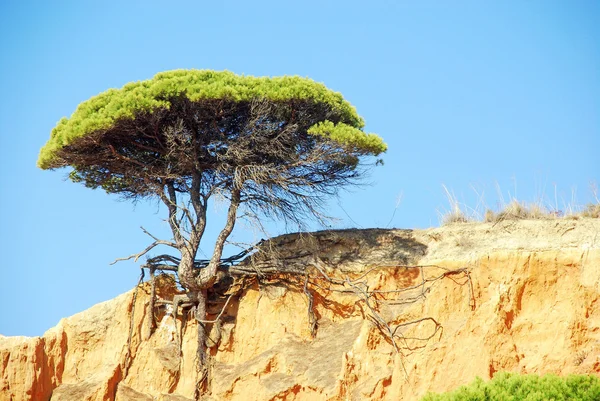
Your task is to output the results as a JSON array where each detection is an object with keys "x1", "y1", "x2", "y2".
[
  {"x1": 303, "y1": 274, "x2": 318, "y2": 338},
  {"x1": 125, "y1": 234, "x2": 476, "y2": 398},
  {"x1": 306, "y1": 262, "x2": 474, "y2": 354},
  {"x1": 146, "y1": 266, "x2": 157, "y2": 340},
  {"x1": 122, "y1": 268, "x2": 145, "y2": 378}
]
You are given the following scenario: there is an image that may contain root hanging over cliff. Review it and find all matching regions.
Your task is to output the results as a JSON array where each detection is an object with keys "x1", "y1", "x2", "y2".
[{"x1": 125, "y1": 230, "x2": 476, "y2": 398}]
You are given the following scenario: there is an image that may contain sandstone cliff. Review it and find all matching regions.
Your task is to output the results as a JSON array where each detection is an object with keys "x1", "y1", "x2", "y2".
[{"x1": 2, "y1": 219, "x2": 599, "y2": 401}]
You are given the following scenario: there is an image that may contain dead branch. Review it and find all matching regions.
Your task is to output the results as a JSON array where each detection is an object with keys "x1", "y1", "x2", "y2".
[{"x1": 110, "y1": 227, "x2": 178, "y2": 265}]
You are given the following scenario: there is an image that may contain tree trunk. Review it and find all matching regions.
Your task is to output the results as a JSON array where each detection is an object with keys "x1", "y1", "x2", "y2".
[
  {"x1": 197, "y1": 188, "x2": 242, "y2": 288},
  {"x1": 178, "y1": 248, "x2": 201, "y2": 292}
]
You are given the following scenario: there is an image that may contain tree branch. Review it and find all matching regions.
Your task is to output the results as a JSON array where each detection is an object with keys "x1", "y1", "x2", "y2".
[{"x1": 110, "y1": 241, "x2": 172, "y2": 265}]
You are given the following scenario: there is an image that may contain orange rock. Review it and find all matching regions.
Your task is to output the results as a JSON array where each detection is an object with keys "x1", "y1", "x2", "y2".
[{"x1": 1, "y1": 220, "x2": 599, "y2": 400}]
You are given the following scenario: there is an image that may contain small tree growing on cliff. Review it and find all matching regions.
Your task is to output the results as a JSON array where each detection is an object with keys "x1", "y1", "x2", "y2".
[{"x1": 38, "y1": 69, "x2": 386, "y2": 393}]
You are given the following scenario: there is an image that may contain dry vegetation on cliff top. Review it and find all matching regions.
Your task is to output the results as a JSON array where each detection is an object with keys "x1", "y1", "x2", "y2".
[{"x1": 439, "y1": 183, "x2": 600, "y2": 226}]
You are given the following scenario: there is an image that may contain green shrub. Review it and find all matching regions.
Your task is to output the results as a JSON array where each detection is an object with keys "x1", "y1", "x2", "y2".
[{"x1": 420, "y1": 372, "x2": 600, "y2": 401}]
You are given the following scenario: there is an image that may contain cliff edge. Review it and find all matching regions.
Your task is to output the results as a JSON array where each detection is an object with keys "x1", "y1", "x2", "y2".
[{"x1": 2, "y1": 219, "x2": 599, "y2": 400}]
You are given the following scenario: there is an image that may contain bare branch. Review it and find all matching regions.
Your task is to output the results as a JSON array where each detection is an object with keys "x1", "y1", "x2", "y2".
[
  {"x1": 140, "y1": 226, "x2": 178, "y2": 248},
  {"x1": 110, "y1": 239, "x2": 178, "y2": 265}
]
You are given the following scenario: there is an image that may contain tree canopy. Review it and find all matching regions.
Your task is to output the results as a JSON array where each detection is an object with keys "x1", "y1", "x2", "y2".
[
  {"x1": 38, "y1": 70, "x2": 386, "y2": 222},
  {"x1": 38, "y1": 69, "x2": 385, "y2": 170}
]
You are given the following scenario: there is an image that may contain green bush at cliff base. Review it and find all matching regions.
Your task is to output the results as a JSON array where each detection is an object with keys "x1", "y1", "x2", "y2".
[{"x1": 420, "y1": 372, "x2": 600, "y2": 401}]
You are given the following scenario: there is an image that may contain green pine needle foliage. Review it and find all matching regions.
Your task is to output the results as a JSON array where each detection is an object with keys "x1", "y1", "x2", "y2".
[
  {"x1": 38, "y1": 69, "x2": 386, "y2": 169},
  {"x1": 307, "y1": 120, "x2": 387, "y2": 155},
  {"x1": 420, "y1": 373, "x2": 600, "y2": 401}
]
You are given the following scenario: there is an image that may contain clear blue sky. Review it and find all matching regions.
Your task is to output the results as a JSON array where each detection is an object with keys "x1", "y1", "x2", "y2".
[{"x1": 1, "y1": 1, "x2": 598, "y2": 337}]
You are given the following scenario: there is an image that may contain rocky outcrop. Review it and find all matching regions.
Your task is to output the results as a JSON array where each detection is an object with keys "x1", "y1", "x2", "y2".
[{"x1": 2, "y1": 219, "x2": 599, "y2": 401}]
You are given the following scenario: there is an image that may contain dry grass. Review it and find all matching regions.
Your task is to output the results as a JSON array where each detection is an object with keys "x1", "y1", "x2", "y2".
[
  {"x1": 439, "y1": 185, "x2": 471, "y2": 225},
  {"x1": 442, "y1": 211, "x2": 470, "y2": 225},
  {"x1": 581, "y1": 203, "x2": 600, "y2": 218},
  {"x1": 486, "y1": 200, "x2": 556, "y2": 223},
  {"x1": 440, "y1": 183, "x2": 599, "y2": 226}
]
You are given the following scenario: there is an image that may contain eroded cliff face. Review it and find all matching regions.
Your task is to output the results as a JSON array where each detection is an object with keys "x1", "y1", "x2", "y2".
[{"x1": 2, "y1": 219, "x2": 599, "y2": 401}]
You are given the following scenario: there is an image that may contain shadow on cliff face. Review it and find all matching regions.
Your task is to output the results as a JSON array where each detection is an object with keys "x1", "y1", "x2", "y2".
[{"x1": 242, "y1": 228, "x2": 429, "y2": 272}]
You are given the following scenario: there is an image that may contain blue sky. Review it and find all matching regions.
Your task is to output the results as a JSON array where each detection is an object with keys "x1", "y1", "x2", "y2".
[{"x1": 0, "y1": 1, "x2": 598, "y2": 337}]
